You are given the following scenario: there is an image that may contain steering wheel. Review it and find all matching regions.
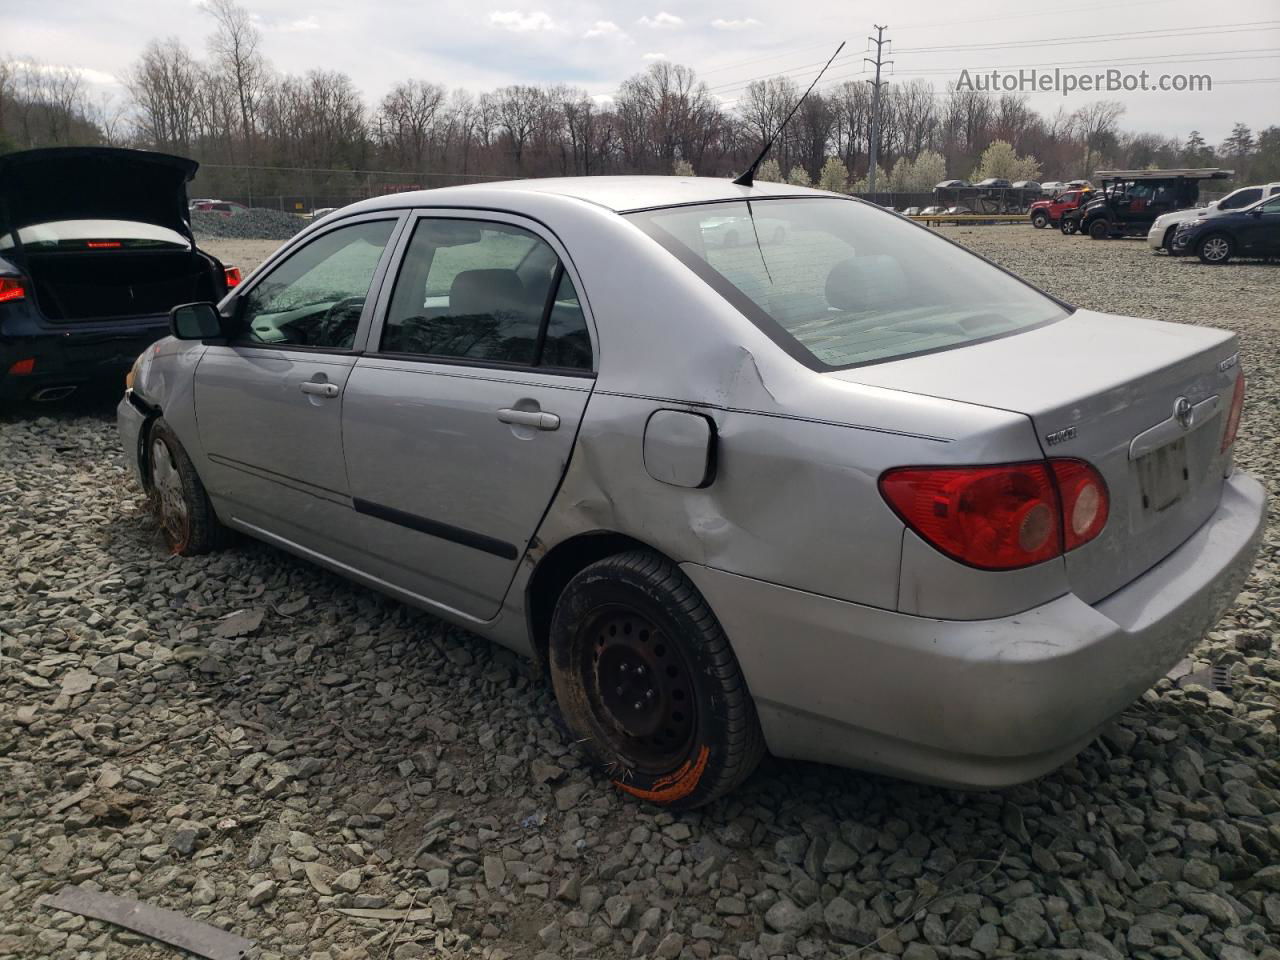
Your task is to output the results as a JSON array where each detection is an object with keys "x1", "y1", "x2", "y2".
[{"x1": 316, "y1": 296, "x2": 365, "y2": 348}]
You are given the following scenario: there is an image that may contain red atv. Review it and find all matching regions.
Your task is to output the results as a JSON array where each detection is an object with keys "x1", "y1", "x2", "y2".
[{"x1": 1028, "y1": 189, "x2": 1088, "y2": 229}]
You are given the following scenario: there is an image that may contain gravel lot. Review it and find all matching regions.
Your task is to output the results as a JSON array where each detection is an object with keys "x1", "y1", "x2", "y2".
[{"x1": 3, "y1": 227, "x2": 1279, "y2": 960}]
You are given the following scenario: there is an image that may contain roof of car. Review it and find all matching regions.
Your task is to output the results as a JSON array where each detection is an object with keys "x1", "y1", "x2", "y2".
[{"x1": 347, "y1": 176, "x2": 839, "y2": 215}]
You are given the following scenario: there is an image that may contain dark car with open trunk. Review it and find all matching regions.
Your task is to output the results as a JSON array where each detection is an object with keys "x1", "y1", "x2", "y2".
[{"x1": 0, "y1": 147, "x2": 234, "y2": 403}]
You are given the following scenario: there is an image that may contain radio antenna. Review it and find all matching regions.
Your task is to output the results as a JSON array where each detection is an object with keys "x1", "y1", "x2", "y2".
[{"x1": 734, "y1": 41, "x2": 846, "y2": 187}]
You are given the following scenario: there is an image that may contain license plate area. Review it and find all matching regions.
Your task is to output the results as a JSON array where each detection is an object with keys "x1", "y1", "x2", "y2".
[{"x1": 1136, "y1": 437, "x2": 1189, "y2": 513}]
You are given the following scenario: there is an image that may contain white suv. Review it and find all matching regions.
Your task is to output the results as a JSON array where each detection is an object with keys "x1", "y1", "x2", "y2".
[{"x1": 1148, "y1": 182, "x2": 1280, "y2": 251}]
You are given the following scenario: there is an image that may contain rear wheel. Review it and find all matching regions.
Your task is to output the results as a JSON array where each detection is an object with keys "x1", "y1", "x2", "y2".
[
  {"x1": 1060, "y1": 218, "x2": 1079, "y2": 235},
  {"x1": 1031, "y1": 211, "x2": 1049, "y2": 229},
  {"x1": 549, "y1": 550, "x2": 764, "y2": 809},
  {"x1": 147, "y1": 419, "x2": 226, "y2": 555},
  {"x1": 1197, "y1": 233, "x2": 1234, "y2": 264},
  {"x1": 1088, "y1": 219, "x2": 1110, "y2": 240}
]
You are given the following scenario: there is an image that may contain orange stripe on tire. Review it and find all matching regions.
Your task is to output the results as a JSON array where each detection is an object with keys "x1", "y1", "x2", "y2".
[{"x1": 614, "y1": 746, "x2": 710, "y2": 804}]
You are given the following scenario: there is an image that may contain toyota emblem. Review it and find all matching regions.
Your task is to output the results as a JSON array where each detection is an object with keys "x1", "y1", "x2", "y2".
[{"x1": 1174, "y1": 396, "x2": 1194, "y2": 430}]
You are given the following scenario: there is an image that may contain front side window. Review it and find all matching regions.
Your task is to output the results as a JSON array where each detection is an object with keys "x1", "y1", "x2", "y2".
[
  {"x1": 1223, "y1": 189, "x2": 1262, "y2": 209},
  {"x1": 381, "y1": 218, "x2": 592, "y2": 370},
  {"x1": 629, "y1": 198, "x2": 1067, "y2": 369},
  {"x1": 237, "y1": 220, "x2": 395, "y2": 349}
]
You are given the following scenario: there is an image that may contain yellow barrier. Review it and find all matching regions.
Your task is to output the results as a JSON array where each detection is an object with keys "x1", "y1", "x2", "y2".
[{"x1": 909, "y1": 214, "x2": 1030, "y2": 225}]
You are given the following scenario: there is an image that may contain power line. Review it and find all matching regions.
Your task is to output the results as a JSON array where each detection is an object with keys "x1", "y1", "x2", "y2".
[{"x1": 703, "y1": 20, "x2": 1280, "y2": 96}]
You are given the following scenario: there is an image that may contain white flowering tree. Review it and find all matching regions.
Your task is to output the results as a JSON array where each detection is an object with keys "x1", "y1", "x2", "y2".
[
  {"x1": 817, "y1": 157, "x2": 849, "y2": 193},
  {"x1": 672, "y1": 158, "x2": 694, "y2": 177},
  {"x1": 786, "y1": 165, "x2": 813, "y2": 188}
]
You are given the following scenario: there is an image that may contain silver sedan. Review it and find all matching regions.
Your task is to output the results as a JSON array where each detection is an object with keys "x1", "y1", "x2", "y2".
[{"x1": 118, "y1": 177, "x2": 1264, "y2": 808}]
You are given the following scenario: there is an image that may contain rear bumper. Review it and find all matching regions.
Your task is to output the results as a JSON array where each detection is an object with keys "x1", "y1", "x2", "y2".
[
  {"x1": 1, "y1": 316, "x2": 168, "y2": 401},
  {"x1": 683, "y1": 469, "x2": 1266, "y2": 788}
]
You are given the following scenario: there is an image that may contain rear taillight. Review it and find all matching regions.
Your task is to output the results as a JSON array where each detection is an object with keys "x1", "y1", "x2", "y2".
[
  {"x1": 1050, "y1": 458, "x2": 1110, "y2": 551},
  {"x1": 879, "y1": 458, "x2": 1109, "y2": 571},
  {"x1": 224, "y1": 266, "x2": 243, "y2": 288},
  {"x1": 87, "y1": 240, "x2": 122, "y2": 249},
  {"x1": 1221, "y1": 371, "x2": 1244, "y2": 453},
  {"x1": 8, "y1": 357, "x2": 35, "y2": 376},
  {"x1": 0, "y1": 277, "x2": 26, "y2": 303}
]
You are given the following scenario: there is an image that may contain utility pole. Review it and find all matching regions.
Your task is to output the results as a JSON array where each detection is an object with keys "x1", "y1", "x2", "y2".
[{"x1": 865, "y1": 25, "x2": 892, "y2": 193}]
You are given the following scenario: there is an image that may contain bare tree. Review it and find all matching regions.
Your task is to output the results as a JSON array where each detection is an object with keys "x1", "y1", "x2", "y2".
[
  {"x1": 204, "y1": 0, "x2": 269, "y2": 195},
  {"x1": 1073, "y1": 100, "x2": 1125, "y2": 177}
]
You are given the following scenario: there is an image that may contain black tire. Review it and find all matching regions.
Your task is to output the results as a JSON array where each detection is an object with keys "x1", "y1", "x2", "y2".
[
  {"x1": 1031, "y1": 212, "x2": 1048, "y2": 229},
  {"x1": 549, "y1": 550, "x2": 764, "y2": 809},
  {"x1": 1088, "y1": 219, "x2": 1110, "y2": 240},
  {"x1": 1162, "y1": 227, "x2": 1176, "y2": 252},
  {"x1": 1060, "y1": 218, "x2": 1079, "y2": 235},
  {"x1": 146, "y1": 418, "x2": 227, "y2": 555},
  {"x1": 1197, "y1": 232, "x2": 1234, "y2": 265}
]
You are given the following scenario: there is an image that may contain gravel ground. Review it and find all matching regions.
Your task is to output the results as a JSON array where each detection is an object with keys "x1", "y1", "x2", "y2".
[
  {"x1": 192, "y1": 210, "x2": 307, "y2": 242},
  {"x1": 3, "y1": 227, "x2": 1279, "y2": 960}
]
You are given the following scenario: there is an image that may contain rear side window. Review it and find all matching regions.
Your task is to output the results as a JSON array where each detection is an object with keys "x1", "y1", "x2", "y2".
[{"x1": 381, "y1": 219, "x2": 593, "y2": 371}]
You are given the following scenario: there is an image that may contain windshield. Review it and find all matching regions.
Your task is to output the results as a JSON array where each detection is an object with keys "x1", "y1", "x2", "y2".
[{"x1": 628, "y1": 198, "x2": 1067, "y2": 368}]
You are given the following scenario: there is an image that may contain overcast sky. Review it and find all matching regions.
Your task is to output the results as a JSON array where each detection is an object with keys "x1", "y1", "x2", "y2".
[{"x1": 12, "y1": 0, "x2": 1280, "y2": 143}]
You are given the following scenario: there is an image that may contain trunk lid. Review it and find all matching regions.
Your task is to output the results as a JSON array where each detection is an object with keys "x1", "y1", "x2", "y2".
[
  {"x1": 0, "y1": 147, "x2": 198, "y2": 239},
  {"x1": 833, "y1": 309, "x2": 1239, "y2": 603}
]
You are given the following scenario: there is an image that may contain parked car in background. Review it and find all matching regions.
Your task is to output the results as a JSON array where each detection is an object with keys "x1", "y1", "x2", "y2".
[
  {"x1": 1170, "y1": 193, "x2": 1280, "y2": 263},
  {"x1": 1069, "y1": 168, "x2": 1233, "y2": 239},
  {"x1": 934, "y1": 179, "x2": 970, "y2": 191},
  {"x1": 191, "y1": 199, "x2": 248, "y2": 216},
  {"x1": 1147, "y1": 182, "x2": 1280, "y2": 252},
  {"x1": 1, "y1": 147, "x2": 234, "y2": 404},
  {"x1": 973, "y1": 178, "x2": 1012, "y2": 189},
  {"x1": 900, "y1": 206, "x2": 921, "y2": 216},
  {"x1": 1040, "y1": 181, "x2": 1067, "y2": 194},
  {"x1": 118, "y1": 175, "x2": 1262, "y2": 807},
  {"x1": 1029, "y1": 188, "x2": 1090, "y2": 228}
]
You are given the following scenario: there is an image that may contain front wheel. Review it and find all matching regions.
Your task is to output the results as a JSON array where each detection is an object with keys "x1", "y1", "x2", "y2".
[
  {"x1": 1162, "y1": 228, "x2": 1176, "y2": 252},
  {"x1": 146, "y1": 418, "x2": 227, "y2": 555},
  {"x1": 1031, "y1": 212, "x2": 1048, "y2": 229},
  {"x1": 1197, "y1": 233, "x2": 1234, "y2": 264},
  {"x1": 549, "y1": 551, "x2": 764, "y2": 809}
]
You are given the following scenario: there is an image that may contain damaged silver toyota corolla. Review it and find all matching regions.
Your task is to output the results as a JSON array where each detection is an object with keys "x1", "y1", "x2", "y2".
[{"x1": 117, "y1": 177, "x2": 1264, "y2": 808}]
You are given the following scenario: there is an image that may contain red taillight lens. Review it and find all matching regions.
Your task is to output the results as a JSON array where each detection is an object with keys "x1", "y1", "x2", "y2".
[
  {"x1": 224, "y1": 265, "x2": 242, "y2": 288},
  {"x1": 87, "y1": 240, "x2": 122, "y2": 249},
  {"x1": 1050, "y1": 458, "x2": 1110, "y2": 551},
  {"x1": 8, "y1": 357, "x2": 35, "y2": 376},
  {"x1": 880, "y1": 462, "x2": 1063, "y2": 570},
  {"x1": 880, "y1": 458, "x2": 1109, "y2": 570},
  {"x1": 0, "y1": 277, "x2": 26, "y2": 303},
  {"x1": 1221, "y1": 371, "x2": 1244, "y2": 453}
]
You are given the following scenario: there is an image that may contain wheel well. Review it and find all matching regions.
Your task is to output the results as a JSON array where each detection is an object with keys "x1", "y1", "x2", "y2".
[{"x1": 525, "y1": 531, "x2": 665, "y2": 673}]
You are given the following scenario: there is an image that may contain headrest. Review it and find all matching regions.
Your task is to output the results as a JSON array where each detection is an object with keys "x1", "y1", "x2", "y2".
[
  {"x1": 824, "y1": 255, "x2": 908, "y2": 313},
  {"x1": 449, "y1": 269, "x2": 527, "y2": 317}
]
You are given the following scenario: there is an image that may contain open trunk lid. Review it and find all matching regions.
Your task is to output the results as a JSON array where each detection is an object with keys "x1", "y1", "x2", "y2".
[
  {"x1": 833, "y1": 309, "x2": 1240, "y2": 603},
  {"x1": 0, "y1": 147, "x2": 197, "y2": 238}
]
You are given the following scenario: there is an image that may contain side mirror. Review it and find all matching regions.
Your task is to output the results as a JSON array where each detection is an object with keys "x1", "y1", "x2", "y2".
[
  {"x1": 170, "y1": 302, "x2": 228, "y2": 340},
  {"x1": 1250, "y1": 207, "x2": 1264, "y2": 218}
]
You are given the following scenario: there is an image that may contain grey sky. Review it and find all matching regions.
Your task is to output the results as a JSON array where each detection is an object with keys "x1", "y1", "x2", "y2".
[{"x1": 12, "y1": 0, "x2": 1279, "y2": 143}]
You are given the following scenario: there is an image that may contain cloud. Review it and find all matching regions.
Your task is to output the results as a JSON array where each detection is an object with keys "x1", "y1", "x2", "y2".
[
  {"x1": 642, "y1": 52, "x2": 667, "y2": 60},
  {"x1": 711, "y1": 17, "x2": 760, "y2": 29},
  {"x1": 583, "y1": 20, "x2": 624, "y2": 39},
  {"x1": 636, "y1": 12, "x2": 683, "y2": 28},
  {"x1": 254, "y1": 15, "x2": 320, "y2": 33},
  {"x1": 488, "y1": 10, "x2": 555, "y2": 32},
  {"x1": 9, "y1": 59, "x2": 118, "y2": 86}
]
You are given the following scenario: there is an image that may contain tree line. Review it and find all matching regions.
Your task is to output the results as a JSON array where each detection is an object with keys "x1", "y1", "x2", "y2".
[{"x1": 3, "y1": 0, "x2": 1279, "y2": 204}]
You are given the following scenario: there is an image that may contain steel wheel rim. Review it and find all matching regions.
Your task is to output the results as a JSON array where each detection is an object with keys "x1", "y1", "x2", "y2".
[
  {"x1": 1203, "y1": 237, "x2": 1229, "y2": 261},
  {"x1": 579, "y1": 605, "x2": 698, "y2": 774},
  {"x1": 150, "y1": 438, "x2": 188, "y2": 543}
]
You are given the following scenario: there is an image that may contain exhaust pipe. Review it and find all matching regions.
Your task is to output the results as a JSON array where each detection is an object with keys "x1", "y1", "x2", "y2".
[{"x1": 31, "y1": 386, "x2": 77, "y2": 402}]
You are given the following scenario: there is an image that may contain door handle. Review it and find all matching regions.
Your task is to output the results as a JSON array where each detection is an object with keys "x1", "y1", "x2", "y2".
[
  {"x1": 300, "y1": 381, "x2": 339, "y2": 398},
  {"x1": 498, "y1": 408, "x2": 560, "y2": 431}
]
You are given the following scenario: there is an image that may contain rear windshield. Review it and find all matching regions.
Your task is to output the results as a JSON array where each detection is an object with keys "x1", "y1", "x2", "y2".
[{"x1": 628, "y1": 198, "x2": 1068, "y2": 369}]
